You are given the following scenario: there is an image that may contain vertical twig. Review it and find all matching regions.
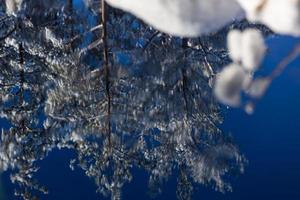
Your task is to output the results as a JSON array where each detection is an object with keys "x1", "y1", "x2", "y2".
[
  {"x1": 198, "y1": 39, "x2": 214, "y2": 77},
  {"x1": 18, "y1": 42, "x2": 25, "y2": 134},
  {"x1": 181, "y1": 39, "x2": 189, "y2": 117},
  {"x1": 101, "y1": 0, "x2": 112, "y2": 145},
  {"x1": 181, "y1": 39, "x2": 201, "y2": 148}
]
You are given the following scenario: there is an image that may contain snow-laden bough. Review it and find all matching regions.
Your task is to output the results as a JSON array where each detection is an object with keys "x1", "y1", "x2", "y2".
[
  {"x1": 214, "y1": 64, "x2": 249, "y2": 107},
  {"x1": 227, "y1": 29, "x2": 266, "y2": 72},
  {"x1": 105, "y1": 0, "x2": 244, "y2": 37},
  {"x1": 237, "y1": 0, "x2": 300, "y2": 36},
  {"x1": 5, "y1": 0, "x2": 23, "y2": 15},
  {"x1": 240, "y1": 29, "x2": 266, "y2": 72}
]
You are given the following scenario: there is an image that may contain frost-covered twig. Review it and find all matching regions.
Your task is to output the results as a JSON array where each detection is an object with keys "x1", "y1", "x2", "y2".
[
  {"x1": 244, "y1": 42, "x2": 300, "y2": 113},
  {"x1": 271, "y1": 43, "x2": 300, "y2": 80},
  {"x1": 64, "y1": 24, "x2": 102, "y2": 45}
]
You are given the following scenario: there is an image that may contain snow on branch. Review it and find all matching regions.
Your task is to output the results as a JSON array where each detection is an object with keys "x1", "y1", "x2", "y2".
[{"x1": 105, "y1": 0, "x2": 244, "y2": 37}]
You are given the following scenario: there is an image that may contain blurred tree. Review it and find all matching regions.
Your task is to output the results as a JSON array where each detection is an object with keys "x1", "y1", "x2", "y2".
[{"x1": 0, "y1": 1, "x2": 246, "y2": 200}]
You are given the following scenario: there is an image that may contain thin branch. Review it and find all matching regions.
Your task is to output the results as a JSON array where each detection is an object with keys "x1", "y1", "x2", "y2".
[
  {"x1": 270, "y1": 43, "x2": 300, "y2": 80},
  {"x1": 79, "y1": 38, "x2": 103, "y2": 56},
  {"x1": 18, "y1": 42, "x2": 26, "y2": 134},
  {"x1": 65, "y1": 24, "x2": 103, "y2": 46},
  {"x1": 181, "y1": 39, "x2": 190, "y2": 117},
  {"x1": 142, "y1": 31, "x2": 160, "y2": 52},
  {"x1": 198, "y1": 39, "x2": 215, "y2": 76},
  {"x1": 246, "y1": 43, "x2": 300, "y2": 113},
  {"x1": 0, "y1": 25, "x2": 16, "y2": 41},
  {"x1": 0, "y1": 83, "x2": 17, "y2": 88},
  {"x1": 101, "y1": 0, "x2": 112, "y2": 145}
]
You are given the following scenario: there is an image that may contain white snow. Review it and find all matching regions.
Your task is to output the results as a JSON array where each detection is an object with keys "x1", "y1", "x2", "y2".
[
  {"x1": 228, "y1": 29, "x2": 266, "y2": 72},
  {"x1": 214, "y1": 64, "x2": 248, "y2": 107},
  {"x1": 237, "y1": 0, "x2": 300, "y2": 36},
  {"x1": 105, "y1": 0, "x2": 244, "y2": 37},
  {"x1": 5, "y1": 0, "x2": 17, "y2": 15},
  {"x1": 106, "y1": 0, "x2": 300, "y2": 37},
  {"x1": 217, "y1": 29, "x2": 267, "y2": 107},
  {"x1": 5, "y1": 0, "x2": 23, "y2": 15},
  {"x1": 45, "y1": 28, "x2": 63, "y2": 48},
  {"x1": 70, "y1": 132, "x2": 83, "y2": 142},
  {"x1": 240, "y1": 29, "x2": 266, "y2": 72},
  {"x1": 227, "y1": 30, "x2": 243, "y2": 62}
]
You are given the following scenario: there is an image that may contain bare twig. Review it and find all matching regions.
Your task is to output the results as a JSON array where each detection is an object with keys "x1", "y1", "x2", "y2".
[
  {"x1": 101, "y1": 0, "x2": 112, "y2": 145},
  {"x1": 246, "y1": 43, "x2": 300, "y2": 114},
  {"x1": 0, "y1": 25, "x2": 16, "y2": 41},
  {"x1": 181, "y1": 39, "x2": 190, "y2": 117},
  {"x1": 142, "y1": 31, "x2": 160, "y2": 51},
  {"x1": 18, "y1": 42, "x2": 26, "y2": 134},
  {"x1": 65, "y1": 24, "x2": 103, "y2": 46},
  {"x1": 270, "y1": 43, "x2": 300, "y2": 80},
  {"x1": 79, "y1": 38, "x2": 103, "y2": 56}
]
